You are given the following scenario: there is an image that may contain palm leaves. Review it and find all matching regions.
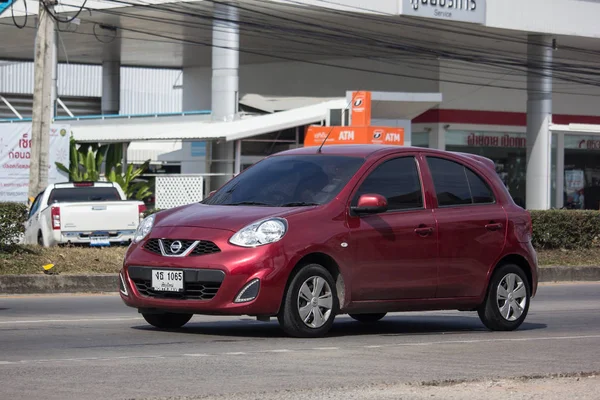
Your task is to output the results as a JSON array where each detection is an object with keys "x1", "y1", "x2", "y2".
[{"x1": 55, "y1": 136, "x2": 153, "y2": 201}]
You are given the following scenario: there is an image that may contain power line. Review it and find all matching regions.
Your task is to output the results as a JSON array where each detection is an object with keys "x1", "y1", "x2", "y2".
[{"x1": 5, "y1": 0, "x2": 600, "y2": 97}]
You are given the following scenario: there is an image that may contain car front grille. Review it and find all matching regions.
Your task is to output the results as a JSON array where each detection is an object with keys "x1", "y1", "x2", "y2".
[
  {"x1": 143, "y1": 239, "x2": 220, "y2": 257},
  {"x1": 128, "y1": 266, "x2": 225, "y2": 301},
  {"x1": 132, "y1": 279, "x2": 221, "y2": 300}
]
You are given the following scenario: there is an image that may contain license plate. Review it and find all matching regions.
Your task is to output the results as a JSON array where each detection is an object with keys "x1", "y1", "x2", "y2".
[
  {"x1": 90, "y1": 233, "x2": 110, "y2": 247},
  {"x1": 152, "y1": 270, "x2": 184, "y2": 292}
]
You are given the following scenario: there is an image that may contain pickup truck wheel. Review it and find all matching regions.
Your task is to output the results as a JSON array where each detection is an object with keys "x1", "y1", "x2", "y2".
[
  {"x1": 142, "y1": 312, "x2": 193, "y2": 329},
  {"x1": 277, "y1": 264, "x2": 338, "y2": 338},
  {"x1": 477, "y1": 264, "x2": 531, "y2": 331},
  {"x1": 37, "y1": 232, "x2": 45, "y2": 247},
  {"x1": 349, "y1": 313, "x2": 387, "y2": 323}
]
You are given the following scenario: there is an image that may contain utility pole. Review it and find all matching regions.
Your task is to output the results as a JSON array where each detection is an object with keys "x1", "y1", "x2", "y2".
[{"x1": 28, "y1": 0, "x2": 56, "y2": 199}]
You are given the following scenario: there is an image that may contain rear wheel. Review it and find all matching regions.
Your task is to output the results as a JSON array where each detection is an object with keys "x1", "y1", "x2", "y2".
[
  {"x1": 37, "y1": 231, "x2": 45, "y2": 247},
  {"x1": 477, "y1": 264, "x2": 530, "y2": 331},
  {"x1": 142, "y1": 312, "x2": 193, "y2": 329},
  {"x1": 349, "y1": 313, "x2": 387, "y2": 323},
  {"x1": 278, "y1": 264, "x2": 338, "y2": 338}
]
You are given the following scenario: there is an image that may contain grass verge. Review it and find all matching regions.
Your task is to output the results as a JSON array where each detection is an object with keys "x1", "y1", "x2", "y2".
[
  {"x1": 1, "y1": 246, "x2": 600, "y2": 275},
  {"x1": 0, "y1": 245, "x2": 127, "y2": 275}
]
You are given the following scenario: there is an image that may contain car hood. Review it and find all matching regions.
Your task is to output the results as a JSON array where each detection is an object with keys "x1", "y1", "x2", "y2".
[{"x1": 155, "y1": 203, "x2": 315, "y2": 232}]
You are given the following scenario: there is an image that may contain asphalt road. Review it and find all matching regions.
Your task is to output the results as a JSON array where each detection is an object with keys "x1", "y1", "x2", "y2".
[{"x1": 0, "y1": 282, "x2": 599, "y2": 400}]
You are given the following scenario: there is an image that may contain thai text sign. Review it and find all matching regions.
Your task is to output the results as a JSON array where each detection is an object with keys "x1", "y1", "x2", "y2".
[{"x1": 0, "y1": 124, "x2": 70, "y2": 203}]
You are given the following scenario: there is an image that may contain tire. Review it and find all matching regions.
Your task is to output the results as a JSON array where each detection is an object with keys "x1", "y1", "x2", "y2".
[
  {"x1": 142, "y1": 312, "x2": 193, "y2": 329},
  {"x1": 37, "y1": 231, "x2": 45, "y2": 247},
  {"x1": 277, "y1": 264, "x2": 338, "y2": 338},
  {"x1": 477, "y1": 264, "x2": 531, "y2": 331},
  {"x1": 349, "y1": 313, "x2": 387, "y2": 323}
]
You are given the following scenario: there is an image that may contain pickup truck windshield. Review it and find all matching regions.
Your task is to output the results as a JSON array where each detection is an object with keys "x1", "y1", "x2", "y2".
[
  {"x1": 47, "y1": 187, "x2": 121, "y2": 204},
  {"x1": 202, "y1": 154, "x2": 365, "y2": 207}
]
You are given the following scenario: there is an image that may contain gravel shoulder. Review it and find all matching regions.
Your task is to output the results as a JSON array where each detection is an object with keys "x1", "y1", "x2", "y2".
[{"x1": 141, "y1": 373, "x2": 600, "y2": 400}]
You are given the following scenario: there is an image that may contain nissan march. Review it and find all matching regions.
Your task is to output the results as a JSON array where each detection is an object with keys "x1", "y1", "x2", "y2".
[{"x1": 119, "y1": 145, "x2": 538, "y2": 338}]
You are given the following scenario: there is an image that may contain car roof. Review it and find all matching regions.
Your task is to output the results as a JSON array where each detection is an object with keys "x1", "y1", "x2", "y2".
[{"x1": 280, "y1": 145, "x2": 494, "y2": 166}]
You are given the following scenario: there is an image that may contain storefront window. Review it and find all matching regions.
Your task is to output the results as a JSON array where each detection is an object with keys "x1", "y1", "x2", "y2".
[
  {"x1": 446, "y1": 130, "x2": 527, "y2": 207},
  {"x1": 412, "y1": 131, "x2": 429, "y2": 148},
  {"x1": 563, "y1": 135, "x2": 600, "y2": 210}
]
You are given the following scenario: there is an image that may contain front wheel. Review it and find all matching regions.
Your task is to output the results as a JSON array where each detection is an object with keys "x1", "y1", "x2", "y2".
[
  {"x1": 142, "y1": 312, "x2": 193, "y2": 329},
  {"x1": 477, "y1": 264, "x2": 531, "y2": 331},
  {"x1": 278, "y1": 264, "x2": 338, "y2": 338},
  {"x1": 349, "y1": 313, "x2": 387, "y2": 323}
]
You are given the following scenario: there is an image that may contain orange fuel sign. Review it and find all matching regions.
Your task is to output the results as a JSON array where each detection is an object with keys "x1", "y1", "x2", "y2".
[{"x1": 304, "y1": 126, "x2": 405, "y2": 147}]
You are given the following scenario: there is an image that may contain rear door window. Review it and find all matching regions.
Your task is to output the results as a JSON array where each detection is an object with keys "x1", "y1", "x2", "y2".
[
  {"x1": 426, "y1": 157, "x2": 495, "y2": 207},
  {"x1": 47, "y1": 187, "x2": 121, "y2": 205}
]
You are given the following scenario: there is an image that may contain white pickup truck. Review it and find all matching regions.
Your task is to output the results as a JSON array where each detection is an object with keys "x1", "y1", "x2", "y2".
[{"x1": 24, "y1": 182, "x2": 146, "y2": 247}]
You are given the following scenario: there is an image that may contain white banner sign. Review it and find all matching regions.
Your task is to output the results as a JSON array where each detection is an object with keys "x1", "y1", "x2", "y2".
[
  {"x1": 0, "y1": 124, "x2": 70, "y2": 204},
  {"x1": 401, "y1": 0, "x2": 486, "y2": 24}
]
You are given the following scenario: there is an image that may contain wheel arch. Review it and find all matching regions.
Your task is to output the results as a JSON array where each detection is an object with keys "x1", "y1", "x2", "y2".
[
  {"x1": 495, "y1": 254, "x2": 533, "y2": 287},
  {"x1": 281, "y1": 252, "x2": 346, "y2": 312}
]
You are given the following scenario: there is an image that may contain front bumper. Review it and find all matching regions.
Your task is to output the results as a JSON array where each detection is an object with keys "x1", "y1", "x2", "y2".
[{"x1": 119, "y1": 227, "x2": 289, "y2": 316}]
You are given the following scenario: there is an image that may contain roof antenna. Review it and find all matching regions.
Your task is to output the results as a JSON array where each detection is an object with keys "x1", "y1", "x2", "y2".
[{"x1": 317, "y1": 91, "x2": 361, "y2": 154}]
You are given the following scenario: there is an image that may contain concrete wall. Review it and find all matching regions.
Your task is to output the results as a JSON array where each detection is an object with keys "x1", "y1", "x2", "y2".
[
  {"x1": 439, "y1": 60, "x2": 600, "y2": 116},
  {"x1": 183, "y1": 57, "x2": 600, "y2": 118},
  {"x1": 183, "y1": 57, "x2": 440, "y2": 110}
]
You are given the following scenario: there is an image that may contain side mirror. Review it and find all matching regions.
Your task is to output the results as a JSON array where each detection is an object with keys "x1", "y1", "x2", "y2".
[
  {"x1": 208, "y1": 190, "x2": 216, "y2": 198},
  {"x1": 352, "y1": 194, "x2": 388, "y2": 215}
]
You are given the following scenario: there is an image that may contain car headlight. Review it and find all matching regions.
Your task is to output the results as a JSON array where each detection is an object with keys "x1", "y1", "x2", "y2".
[
  {"x1": 229, "y1": 218, "x2": 288, "y2": 248},
  {"x1": 133, "y1": 214, "x2": 155, "y2": 244}
]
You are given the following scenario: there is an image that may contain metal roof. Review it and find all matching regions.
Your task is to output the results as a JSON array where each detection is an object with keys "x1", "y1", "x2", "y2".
[{"x1": 70, "y1": 99, "x2": 346, "y2": 143}]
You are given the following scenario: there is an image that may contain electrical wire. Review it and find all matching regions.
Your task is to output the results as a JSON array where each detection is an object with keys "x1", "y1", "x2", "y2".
[
  {"x1": 11, "y1": 0, "x2": 27, "y2": 29},
  {"x1": 82, "y1": 0, "x2": 600, "y2": 88},
  {"x1": 6, "y1": 0, "x2": 600, "y2": 97},
  {"x1": 42, "y1": 0, "x2": 89, "y2": 24}
]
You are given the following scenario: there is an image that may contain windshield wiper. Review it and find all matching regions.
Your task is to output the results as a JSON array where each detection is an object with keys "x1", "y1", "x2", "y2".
[
  {"x1": 227, "y1": 201, "x2": 273, "y2": 206},
  {"x1": 279, "y1": 202, "x2": 320, "y2": 207}
]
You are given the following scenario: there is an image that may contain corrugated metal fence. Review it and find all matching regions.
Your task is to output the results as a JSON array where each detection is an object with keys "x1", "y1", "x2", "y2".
[{"x1": 0, "y1": 61, "x2": 182, "y2": 114}]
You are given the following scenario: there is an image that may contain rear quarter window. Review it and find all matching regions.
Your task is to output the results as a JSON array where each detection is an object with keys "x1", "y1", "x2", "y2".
[{"x1": 426, "y1": 157, "x2": 496, "y2": 207}]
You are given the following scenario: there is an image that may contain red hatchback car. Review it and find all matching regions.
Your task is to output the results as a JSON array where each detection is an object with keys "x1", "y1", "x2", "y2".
[{"x1": 119, "y1": 145, "x2": 538, "y2": 338}]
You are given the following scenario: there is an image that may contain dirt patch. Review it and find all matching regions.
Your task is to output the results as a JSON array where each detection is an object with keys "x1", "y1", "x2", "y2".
[{"x1": 538, "y1": 248, "x2": 600, "y2": 267}]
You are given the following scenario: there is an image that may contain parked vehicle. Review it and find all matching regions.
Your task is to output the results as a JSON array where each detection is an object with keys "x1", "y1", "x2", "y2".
[
  {"x1": 119, "y1": 145, "x2": 538, "y2": 338},
  {"x1": 25, "y1": 182, "x2": 146, "y2": 247}
]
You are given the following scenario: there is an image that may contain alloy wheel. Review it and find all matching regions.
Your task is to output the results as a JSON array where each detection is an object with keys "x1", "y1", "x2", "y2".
[
  {"x1": 496, "y1": 273, "x2": 528, "y2": 321},
  {"x1": 297, "y1": 276, "x2": 333, "y2": 329}
]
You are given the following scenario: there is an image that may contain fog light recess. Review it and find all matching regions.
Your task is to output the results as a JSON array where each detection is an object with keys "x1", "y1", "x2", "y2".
[
  {"x1": 119, "y1": 272, "x2": 129, "y2": 296},
  {"x1": 234, "y1": 279, "x2": 260, "y2": 303}
]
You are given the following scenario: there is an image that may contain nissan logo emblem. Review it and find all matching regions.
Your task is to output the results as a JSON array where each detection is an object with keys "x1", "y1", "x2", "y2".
[{"x1": 170, "y1": 241, "x2": 183, "y2": 254}]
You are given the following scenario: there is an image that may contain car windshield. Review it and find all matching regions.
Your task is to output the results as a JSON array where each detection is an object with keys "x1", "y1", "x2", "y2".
[{"x1": 202, "y1": 154, "x2": 365, "y2": 207}]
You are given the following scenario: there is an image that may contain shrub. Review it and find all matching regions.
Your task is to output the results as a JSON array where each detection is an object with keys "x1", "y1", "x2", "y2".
[
  {"x1": 530, "y1": 210, "x2": 600, "y2": 250},
  {"x1": 0, "y1": 202, "x2": 28, "y2": 248}
]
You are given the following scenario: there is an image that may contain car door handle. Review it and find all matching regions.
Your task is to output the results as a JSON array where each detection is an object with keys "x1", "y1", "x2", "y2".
[
  {"x1": 414, "y1": 226, "x2": 434, "y2": 236},
  {"x1": 485, "y1": 222, "x2": 503, "y2": 231}
]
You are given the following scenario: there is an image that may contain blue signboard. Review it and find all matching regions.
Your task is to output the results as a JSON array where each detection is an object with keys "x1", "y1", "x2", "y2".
[{"x1": 0, "y1": 0, "x2": 16, "y2": 16}]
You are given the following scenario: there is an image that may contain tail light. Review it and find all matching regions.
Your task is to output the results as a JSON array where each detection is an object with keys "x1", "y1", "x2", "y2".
[
  {"x1": 51, "y1": 206, "x2": 61, "y2": 230},
  {"x1": 138, "y1": 204, "x2": 147, "y2": 222}
]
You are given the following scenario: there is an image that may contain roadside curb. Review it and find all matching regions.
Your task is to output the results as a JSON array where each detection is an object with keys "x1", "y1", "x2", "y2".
[
  {"x1": 0, "y1": 267, "x2": 599, "y2": 295},
  {"x1": 0, "y1": 274, "x2": 118, "y2": 295}
]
